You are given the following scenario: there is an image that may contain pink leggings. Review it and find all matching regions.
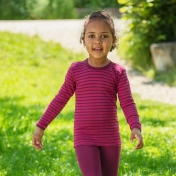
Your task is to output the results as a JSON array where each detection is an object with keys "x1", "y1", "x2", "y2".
[{"x1": 75, "y1": 145, "x2": 121, "y2": 176}]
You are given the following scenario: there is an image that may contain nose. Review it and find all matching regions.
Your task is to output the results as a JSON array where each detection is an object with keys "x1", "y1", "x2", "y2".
[
  {"x1": 93, "y1": 36, "x2": 101, "y2": 44},
  {"x1": 94, "y1": 40, "x2": 101, "y2": 44}
]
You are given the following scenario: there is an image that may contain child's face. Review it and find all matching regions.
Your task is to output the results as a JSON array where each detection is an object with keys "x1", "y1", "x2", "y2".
[{"x1": 83, "y1": 19, "x2": 115, "y2": 61}]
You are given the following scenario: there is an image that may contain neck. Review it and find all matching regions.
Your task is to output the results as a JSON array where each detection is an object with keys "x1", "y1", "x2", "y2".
[{"x1": 88, "y1": 57, "x2": 110, "y2": 68}]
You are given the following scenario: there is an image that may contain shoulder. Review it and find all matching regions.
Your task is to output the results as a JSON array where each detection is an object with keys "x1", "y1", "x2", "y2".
[
  {"x1": 69, "y1": 60, "x2": 86, "y2": 74},
  {"x1": 70, "y1": 59, "x2": 86, "y2": 70},
  {"x1": 110, "y1": 61, "x2": 126, "y2": 74},
  {"x1": 109, "y1": 61, "x2": 128, "y2": 83}
]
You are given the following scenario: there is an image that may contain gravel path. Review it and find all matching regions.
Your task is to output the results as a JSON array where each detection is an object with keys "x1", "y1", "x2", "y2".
[{"x1": 0, "y1": 20, "x2": 176, "y2": 105}]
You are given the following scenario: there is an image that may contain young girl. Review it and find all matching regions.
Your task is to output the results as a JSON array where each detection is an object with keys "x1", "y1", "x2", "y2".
[{"x1": 32, "y1": 11, "x2": 144, "y2": 176}]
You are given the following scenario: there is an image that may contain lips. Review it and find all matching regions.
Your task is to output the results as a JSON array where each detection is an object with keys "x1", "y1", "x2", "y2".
[{"x1": 93, "y1": 48, "x2": 103, "y2": 52}]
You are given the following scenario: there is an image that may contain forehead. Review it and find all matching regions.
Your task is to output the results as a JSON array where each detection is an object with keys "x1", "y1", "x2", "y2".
[{"x1": 85, "y1": 19, "x2": 111, "y2": 33}]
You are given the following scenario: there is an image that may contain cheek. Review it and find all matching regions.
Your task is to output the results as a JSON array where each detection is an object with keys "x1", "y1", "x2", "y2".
[
  {"x1": 104, "y1": 40, "x2": 113, "y2": 47},
  {"x1": 85, "y1": 39, "x2": 93, "y2": 46}
]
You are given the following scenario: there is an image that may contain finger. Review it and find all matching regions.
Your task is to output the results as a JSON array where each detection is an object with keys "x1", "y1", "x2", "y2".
[
  {"x1": 34, "y1": 143, "x2": 43, "y2": 150},
  {"x1": 36, "y1": 138, "x2": 43, "y2": 149},
  {"x1": 132, "y1": 133, "x2": 143, "y2": 149},
  {"x1": 135, "y1": 143, "x2": 144, "y2": 150},
  {"x1": 32, "y1": 137, "x2": 37, "y2": 147},
  {"x1": 135, "y1": 139, "x2": 144, "y2": 150},
  {"x1": 32, "y1": 137, "x2": 43, "y2": 150}
]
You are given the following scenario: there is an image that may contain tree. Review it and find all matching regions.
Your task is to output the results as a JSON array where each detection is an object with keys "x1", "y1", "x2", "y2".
[
  {"x1": 0, "y1": 0, "x2": 36, "y2": 19},
  {"x1": 118, "y1": 0, "x2": 176, "y2": 69}
]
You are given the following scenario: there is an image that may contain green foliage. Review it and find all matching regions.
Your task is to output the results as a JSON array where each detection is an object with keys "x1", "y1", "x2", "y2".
[
  {"x1": 74, "y1": 0, "x2": 120, "y2": 8},
  {"x1": 0, "y1": 0, "x2": 77, "y2": 19},
  {"x1": 0, "y1": 0, "x2": 120, "y2": 19},
  {"x1": 41, "y1": 0, "x2": 77, "y2": 19},
  {"x1": 0, "y1": 32, "x2": 176, "y2": 175},
  {"x1": 117, "y1": 0, "x2": 176, "y2": 69},
  {"x1": 143, "y1": 67, "x2": 176, "y2": 87},
  {"x1": 0, "y1": 0, "x2": 36, "y2": 19}
]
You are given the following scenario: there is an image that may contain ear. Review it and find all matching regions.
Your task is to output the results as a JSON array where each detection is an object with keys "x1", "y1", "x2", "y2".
[
  {"x1": 82, "y1": 40, "x2": 84, "y2": 44},
  {"x1": 110, "y1": 37, "x2": 117, "y2": 52},
  {"x1": 82, "y1": 37, "x2": 85, "y2": 44},
  {"x1": 80, "y1": 33, "x2": 85, "y2": 44},
  {"x1": 82, "y1": 40, "x2": 86, "y2": 47},
  {"x1": 113, "y1": 36, "x2": 117, "y2": 45}
]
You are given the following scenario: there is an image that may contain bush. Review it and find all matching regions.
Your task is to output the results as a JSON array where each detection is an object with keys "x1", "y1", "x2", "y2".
[
  {"x1": 0, "y1": 0, "x2": 36, "y2": 19},
  {"x1": 0, "y1": 0, "x2": 77, "y2": 19},
  {"x1": 41, "y1": 0, "x2": 77, "y2": 19},
  {"x1": 117, "y1": 0, "x2": 176, "y2": 69},
  {"x1": 74, "y1": 0, "x2": 120, "y2": 8}
]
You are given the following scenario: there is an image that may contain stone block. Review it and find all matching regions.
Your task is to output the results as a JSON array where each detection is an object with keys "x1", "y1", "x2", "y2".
[{"x1": 150, "y1": 42, "x2": 176, "y2": 71}]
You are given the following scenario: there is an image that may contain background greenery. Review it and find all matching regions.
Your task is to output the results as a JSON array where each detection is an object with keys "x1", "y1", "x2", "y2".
[
  {"x1": 117, "y1": 0, "x2": 176, "y2": 70},
  {"x1": 0, "y1": 0, "x2": 35, "y2": 19},
  {"x1": 0, "y1": 0, "x2": 77, "y2": 19},
  {"x1": 74, "y1": 0, "x2": 119, "y2": 8},
  {"x1": 0, "y1": 32, "x2": 176, "y2": 175},
  {"x1": 0, "y1": 0, "x2": 120, "y2": 19}
]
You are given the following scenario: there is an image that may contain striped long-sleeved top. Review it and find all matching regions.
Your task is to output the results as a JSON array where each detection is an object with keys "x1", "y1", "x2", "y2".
[{"x1": 37, "y1": 59, "x2": 141, "y2": 147}]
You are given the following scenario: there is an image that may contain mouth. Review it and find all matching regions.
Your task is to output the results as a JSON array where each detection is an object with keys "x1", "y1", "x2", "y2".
[{"x1": 93, "y1": 48, "x2": 103, "y2": 52}]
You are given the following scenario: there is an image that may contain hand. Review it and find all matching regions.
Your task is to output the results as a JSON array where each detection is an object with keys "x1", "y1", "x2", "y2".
[
  {"x1": 32, "y1": 127, "x2": 44, "y2": 150},
  {"x1": 130, "y1": 128, "x2": 144, "y2": 150}
]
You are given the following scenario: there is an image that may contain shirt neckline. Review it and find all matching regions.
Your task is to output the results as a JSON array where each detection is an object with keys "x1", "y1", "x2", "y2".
[{"x1": 85, "y1": 58, "x2": 112, "y2": 70}]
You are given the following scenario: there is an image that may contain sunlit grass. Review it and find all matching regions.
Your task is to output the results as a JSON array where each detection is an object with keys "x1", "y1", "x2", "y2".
[
  {"x1": 0, "y1": 32, "x2": 176, "y2": 175},
  {"x1": 118, "y1": 96, "x2": 176, "y2": 176}
]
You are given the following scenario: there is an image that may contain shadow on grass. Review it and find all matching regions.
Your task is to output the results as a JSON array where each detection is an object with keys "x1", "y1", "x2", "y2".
[
  {"x1": 119, "y1": 148, "x2": 176, "y2": 175},
  {"x1": 137, "y1": 103, "x2": 175, "y2": 127},
  {"x1": 142, "y1": 117, "x2": 167, "y2": 127},
  {"x1": 0, "y1": 96, "x2": 80, "y2": 175},
  {"x1": 1, "y1": 96, "x2": 175, "y2": 175},
  {"x1": 0, "y1": 95, "x2": 74, "y2": 132},
  {"x1": 118, "y1": 97, "x2": 176, "y2": 175}
]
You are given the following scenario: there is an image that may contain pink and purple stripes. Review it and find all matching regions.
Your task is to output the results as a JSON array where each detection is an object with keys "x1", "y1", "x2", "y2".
[{"x1": 37, "y1": 59, "x2": 141, "y2": 147}]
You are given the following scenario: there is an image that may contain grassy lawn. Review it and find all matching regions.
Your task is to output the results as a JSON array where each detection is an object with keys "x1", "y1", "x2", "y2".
[{"x1": 0, "y1": 32, "x2": 176, "y2": 176}]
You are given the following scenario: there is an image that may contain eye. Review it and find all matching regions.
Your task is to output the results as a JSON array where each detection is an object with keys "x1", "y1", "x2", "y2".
[
  {"x1": 88, "y1": 35, "x2": 94, "y2": 38},
  {"x1": 101, "y1": 35, "x2": 108, "y2": 38}
]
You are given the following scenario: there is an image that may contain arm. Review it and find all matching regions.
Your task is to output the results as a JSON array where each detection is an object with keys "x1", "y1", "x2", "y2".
[
  {"x1": 32, "y1": 65, "x2": 75, "y2": 150},
  {"x1": 37, "y1": 65, "x2": 76, "y2": 130},
  {"x1": 117, "y1": 68, "x2": 143, "y2": 149}
]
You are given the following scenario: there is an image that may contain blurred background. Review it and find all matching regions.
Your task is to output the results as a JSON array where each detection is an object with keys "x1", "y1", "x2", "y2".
[
  {"x1": 0, "y1": 0, "x2": 176, "y2": 175},
  {"x1": 0, "y1": 0, "x2": 121, "y2": 19},
  {"x1": 0, "y1": 0, "x2": 176, "y2": 77}
]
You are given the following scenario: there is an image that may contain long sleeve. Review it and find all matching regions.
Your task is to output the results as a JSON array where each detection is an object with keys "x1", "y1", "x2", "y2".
[
  {"x1": 36, "y1": 59, "x2": 141, "y2": 147},
  {"x1": 37, "y1": 65, "x2": 76, "y2": 130},
  {"x1": 117, "y1": 69, "x2": 141, "y2": 131}
]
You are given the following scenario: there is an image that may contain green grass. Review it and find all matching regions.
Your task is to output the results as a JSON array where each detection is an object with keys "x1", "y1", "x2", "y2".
[{"x1": 0, "y1": 32, "x2": 176, "y2": 176}]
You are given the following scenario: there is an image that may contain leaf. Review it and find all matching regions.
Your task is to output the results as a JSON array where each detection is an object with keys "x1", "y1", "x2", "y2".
[
  {"x1": 119, "y1": 7, "x2": 127, "y2": 13},
  {"x1": 117, "y1": 0, "x2": 127, "y2": 4}
]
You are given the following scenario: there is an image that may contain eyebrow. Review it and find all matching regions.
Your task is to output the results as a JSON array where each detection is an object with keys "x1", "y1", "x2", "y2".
[{"x1": 86, "y1": 32, "x2": 110, "y2": 34}]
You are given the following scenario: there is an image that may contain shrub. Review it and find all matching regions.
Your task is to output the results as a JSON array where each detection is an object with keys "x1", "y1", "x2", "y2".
[
  {"x1": 74, "y1": 0, "x2": 120, "y2": 8},
  {"x1": 41, "y1": 0, "x2": 77, "y2": 19},
  {"x1": 0, "y1": 0, "x2": 77, "y2": 19},
  {"x1": 0, "y1": 0, "x2": 36, "y2": 19},
  {"x1": 117, "y1": 0, "x2": 176, "y2": 69}
]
